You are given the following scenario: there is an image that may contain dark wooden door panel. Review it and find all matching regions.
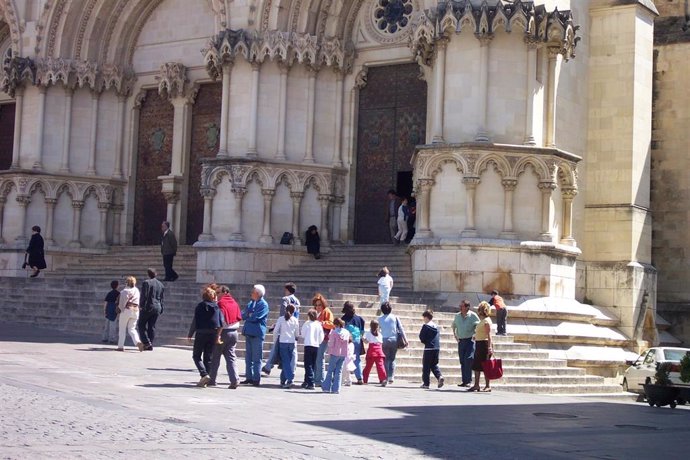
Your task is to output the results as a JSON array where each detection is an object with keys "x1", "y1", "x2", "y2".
[
  {"x1": 354, "y1": 64, "x2": 427, "y2": 244},
  {"x1": 133, "y1": 90, "x2": 173, "y2": 245},
  {"x1": 188, "y1": 83, "x2": 221, "y2": 244},
  {"x1": 0, "y1": 103, "x2": 15, "y2": 171}
]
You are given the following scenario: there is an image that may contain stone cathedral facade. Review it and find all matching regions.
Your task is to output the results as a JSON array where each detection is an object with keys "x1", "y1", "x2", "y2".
[{"x1": 0, "y1": 1, "x2": 687, "y2": 341}]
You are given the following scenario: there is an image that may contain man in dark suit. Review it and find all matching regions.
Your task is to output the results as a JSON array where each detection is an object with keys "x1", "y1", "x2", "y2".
[
  {"x1": 161, "y1": 221, "x2": 178, "y2": 281},
  {"x1": 138, "y1": 268, "x2": 165, "y2": 351}
]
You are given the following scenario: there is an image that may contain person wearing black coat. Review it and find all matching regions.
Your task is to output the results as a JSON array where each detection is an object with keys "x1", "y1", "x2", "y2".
[
  {"x1": 305, "y1": 225, "x2": 321, "y2": 259},
  {"x1": 419, "y1": 310, "x2": 444, "y2": 389},
  {"x1": 25, "y1": 225, "x2": 47, "y2": 278}
]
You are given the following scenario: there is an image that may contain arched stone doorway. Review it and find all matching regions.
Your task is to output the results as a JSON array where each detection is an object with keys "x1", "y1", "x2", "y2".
[{"x1": 354, "y1": 63, "x2": 427, "y2": 244}]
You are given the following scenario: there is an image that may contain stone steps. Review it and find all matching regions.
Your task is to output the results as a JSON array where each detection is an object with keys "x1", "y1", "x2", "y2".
[{"x1": 0, "y1": 243, "x2": 627, "y2": 394}]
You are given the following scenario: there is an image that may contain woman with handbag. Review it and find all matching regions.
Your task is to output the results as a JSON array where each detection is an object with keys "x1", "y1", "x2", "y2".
[
  {"x1": 378, "y1": 301, "x2": 407, "y2": 384},
  {"x1": 468, "y1": 301, "x2": 493, "y2": 392}
]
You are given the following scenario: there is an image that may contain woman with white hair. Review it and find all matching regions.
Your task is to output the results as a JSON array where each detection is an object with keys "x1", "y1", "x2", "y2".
[{"x1": 241, "y1": 284, "x2": 269, "y2": 386}]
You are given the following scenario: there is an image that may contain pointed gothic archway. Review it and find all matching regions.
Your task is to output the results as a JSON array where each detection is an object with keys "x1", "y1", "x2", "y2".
[{"x1": 354, "y1": 63, "x2": 427, "y2": 244}]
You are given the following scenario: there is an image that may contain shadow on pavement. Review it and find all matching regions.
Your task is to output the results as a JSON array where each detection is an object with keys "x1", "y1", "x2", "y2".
[{"x1": 298, "y1": 403, "x2": 690, "y2": 459}]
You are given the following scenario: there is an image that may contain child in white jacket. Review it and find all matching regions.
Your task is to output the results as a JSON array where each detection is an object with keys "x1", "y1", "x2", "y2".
[{"x1": 273, "y1": 304, "x2": 300, "y2": 388}]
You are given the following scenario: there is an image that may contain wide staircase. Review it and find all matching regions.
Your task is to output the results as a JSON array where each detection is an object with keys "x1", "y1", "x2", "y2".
[{"x1": 0, "y1": 243, "x2": 624, "y2": 394}]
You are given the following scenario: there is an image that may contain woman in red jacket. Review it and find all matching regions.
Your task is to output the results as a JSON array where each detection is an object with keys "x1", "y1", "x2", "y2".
[{"x1": 209, "y1": 285, "x2": 243, "y2": 389}]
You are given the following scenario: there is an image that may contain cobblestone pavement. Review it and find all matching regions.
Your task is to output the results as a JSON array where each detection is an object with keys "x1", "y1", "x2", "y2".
[{"x1": 1, "y1": 323, "x2": 689, "y2": 459}]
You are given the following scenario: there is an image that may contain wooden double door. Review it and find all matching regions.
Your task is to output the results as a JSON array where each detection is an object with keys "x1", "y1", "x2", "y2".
[
  {"x1": 354, "y1": 63, "x2": 427, "y2": 244},
  {"x1": 133, "y1": 84, "x2": 221, "y2": 245}
]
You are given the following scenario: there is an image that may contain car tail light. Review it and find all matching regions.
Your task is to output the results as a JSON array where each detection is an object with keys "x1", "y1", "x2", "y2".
[{"x1": 668, "y1": 363, "x2": 681, "y2": 372}]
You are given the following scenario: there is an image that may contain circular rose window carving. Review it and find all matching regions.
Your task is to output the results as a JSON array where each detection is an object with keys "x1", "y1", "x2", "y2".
[{"x1": 373, "y1": 0, "x2": 413, "y2": 35}]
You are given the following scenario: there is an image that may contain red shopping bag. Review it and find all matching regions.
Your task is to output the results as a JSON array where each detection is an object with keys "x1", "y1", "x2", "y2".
[{"x1": 482, "y1": 358, "x2": 503, "y2": 380}]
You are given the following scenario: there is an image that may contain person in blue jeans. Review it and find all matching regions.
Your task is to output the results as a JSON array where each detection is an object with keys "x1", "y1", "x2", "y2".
[
  {"x1": 263, "y1": 282, "x2": 300, "y2": 376},
  {"x1": 322, "y1": 318, "x2": 351, "y2": 394},
  {"x1": 273, "y1": 304, "x2": 300, "y2": 388},
  {"x1": 451, "y1": 300, "x2": 480, "y2": 387},
  {"x1": 241, "y1": 284, "x2": 269, "y2": 386},
  {"x1": 341, "y1": 301, "x2": 365, "y2": 384},
  {"x1": 378, "y1": 301, "x2": 407, "y2": 384}
]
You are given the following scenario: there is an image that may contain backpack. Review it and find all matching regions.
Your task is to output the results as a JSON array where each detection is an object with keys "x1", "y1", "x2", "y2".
[
  {"x1": 346, "y1": 323, "x2": 361, "y2": 343},
  {"x1": 280, "y1": 232, "x2": 294, "y2": 245}
]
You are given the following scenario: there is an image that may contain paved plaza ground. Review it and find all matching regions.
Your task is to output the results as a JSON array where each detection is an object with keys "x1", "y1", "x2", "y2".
[{"x1": 1, "y1": 322, "x2": 689, "y2": 460}]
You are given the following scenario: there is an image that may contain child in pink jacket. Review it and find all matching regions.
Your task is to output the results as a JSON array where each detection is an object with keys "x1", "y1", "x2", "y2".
[{"x1": 321, "y1": 318, "x2": 351, "y2": 394}]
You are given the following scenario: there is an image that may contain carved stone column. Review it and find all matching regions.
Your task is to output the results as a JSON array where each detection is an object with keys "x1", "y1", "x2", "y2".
[
  {"x1": 44, "y1": 198, "x2": 57, "y2": 246},
  {"x1": 561, "y1": 187, "x2": 577, "y2": 246},
  {"x1": 60, "y1": 88, "x2": 73, "y2": 173},
  {"x1": 524, "y1": 38, "x2": 539, "y2": 146},
  {"x1": 332, "y1": 196, "x2": 345, "y2": 242},
  {"x1": 290, "y1": 191, "x2": 303, "y2": 245},
  {"x1": 112, "y1": 205, "x2": 123, "y2": 246},
  {"x1": 248, "y1": 62, "x2": 261, "y2": 157},
  {"x1": 15, "y1": 195, "x2": 30, "y2": 244},
  {"x1": 34, "y1": 86, "x2": 48, "y2": 170},
  {"x1": 97, "y1": 203, "x2": 110, "y2": 248},
  {"x1": 416, "y1": 179, "x2": 434, "y2": 238},
  {"x1": 333, "y1": 71, "x2": 344, "y2": 167},
  {"x1": 276, "y1": 62, "x2": 289, "y2": 161},
  {"x1": 69, "y1": 200, "x2": 84, "y2": 248},
  {"x1": 538, "y1": 181, "x2": 557, "y2": 241},
  {"x1": 546, "y1": 47, "x2": 561, "y2": 148},
  {"x1": 230, "y1": 187, "x2": 246, "y2": 241},
  {"x1": 500, "y1": 179, "x2": 518, "y2": 239},
  {"x1": 0, "y1": 197, "x2": 5, "y2": 244},
  {"x1": 112, "y1": 95, "x2": 127, "y2": 179},
  {"x1": 461, "y1": 177, "x2": 480, "y2": 237},
  {"x1": 162, "y1": 190, "x2": 180, "y2": 234},
  {"x1": 199, "y1": 188, "x2": 216, "y2": 242},
  {"x1": 304, "y1": 67, "x2": 318, "y2": 163},
  {"x1": 10, "y1": 88, "x2": 23, "y2": 169},
  {"x1": 218, "y1": 64, "x2": 232, "y2": 158},
  {"x1": 86, "y1": 91, "x2": 100, "y2": 175},
  {"x1": 259, "y1": 189, "x2": 275, "y2": 243},
  {"x1": 432, "y1": 38, "x2": 448, "y2": 143},
  {"x1": 318, "y1": 195, "x2": 330, "y2": 246},
  {"x1": 475, "y1": 35, "x2": 493, "y2": 143}
]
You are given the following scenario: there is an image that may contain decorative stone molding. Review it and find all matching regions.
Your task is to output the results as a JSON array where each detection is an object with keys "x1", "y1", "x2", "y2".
[
  {"x1": 201, "y1": 158, "x2": 346, "y2": 202},
  {"x1": 203, "y1": 29, "x2": 355, "y2": 80},
  {"x1": 0, "y1": 172, "x2": 125, "y2": 206},
  {"x1": 413, "y1": 143, "x2": 581, "y2": 191},
  {"x1": 0, "y1": 49, "x2": 36, "y2": 97},
  {"x1": 410, "y1": 1, "x2": 580, "y2": 66},
  {"x1": 155, "y1": 62, "x2": 188, "y2": 99},
  {"x1": 3, "y1": 56, "x2": 137, "y2": 96}
]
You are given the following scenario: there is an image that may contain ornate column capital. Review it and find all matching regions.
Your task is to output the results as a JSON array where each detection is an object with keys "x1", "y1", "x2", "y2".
[
  {"x1": 232, "y1": 186, "x2": 247, "y2": 198},
  {"x1": 501, "y1": 179, "x2": 518, "y2": 191},
  {"x1": 156, "y1": 62, "x2": 188, "y2": 100},
  {"x1": 44, "y1": 198, "x2": 58, "y2": 206},
  {"x1": 71, "y1": 200, "x2": 85, "y2": 209},
  {"x1": 261, "y1": 189, "x2": 275, "y2": 198},
  {"x1": 524, "y1": 36, "x2": 542, "y2": 50},
  {"x1": 476, "y1": 34, "x2": 494, "y2": 47},
  {"x1": 317, "y1": 194, "x2": 331, "y2": 204},
  {"x1": 163, "y1": 191, "x2": 180, "y2": 204},
  {"x1": 290, "y1": 191, "x2": 304, "y2": 201},
  {"x1": 418, "y1": 178, "x2": 435, "y2": 191},
  {"x1": 16, "y1": 195, "x2": 31, "y2": 207},
  {"x1": 201, "y1": 187, "x2": 217, "y2": 199},
  {"x1": 562, "y1": 187, "x2": 578, "y2": 199},
  {"x1": 354, "y1": 66, "x2": 368, "y2": 89},
  {"x1": 538, "y1": 181, "x2": 557, "y2": 192},
  {"x1": 462, "y1": 177, "x2": 481, "y2": 189}
]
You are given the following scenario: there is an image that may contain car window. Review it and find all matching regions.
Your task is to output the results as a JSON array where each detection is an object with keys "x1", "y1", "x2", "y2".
[
  {"x1": 643, "y1": 350, "x2": 655, "y2": 365},
  {"x1": 662, "y1": 349, "x2": 690, "y2": 362}
]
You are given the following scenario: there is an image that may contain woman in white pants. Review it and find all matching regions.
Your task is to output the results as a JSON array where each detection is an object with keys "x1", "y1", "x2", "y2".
[{"x1": 117, "y1": 276, "x2": 144, "y2": 352}]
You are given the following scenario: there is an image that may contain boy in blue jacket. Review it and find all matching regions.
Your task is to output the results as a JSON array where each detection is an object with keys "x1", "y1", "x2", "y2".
[
  {"x1": 419, "y1": 310, "x2": 444, "y2": 389},
  {"x1": 241, "y1": 284, "x2": 269, "y2": 386}
]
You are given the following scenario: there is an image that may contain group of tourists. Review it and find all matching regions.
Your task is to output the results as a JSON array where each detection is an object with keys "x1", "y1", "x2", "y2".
[{"x1": 180, "y1": 282, "x2": 506, "y2": 393}]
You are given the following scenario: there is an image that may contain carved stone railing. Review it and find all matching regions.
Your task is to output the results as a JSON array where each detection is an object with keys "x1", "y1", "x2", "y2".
[{"x1": 412, "y1": 143, "x2": 581, "y2": 245}]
